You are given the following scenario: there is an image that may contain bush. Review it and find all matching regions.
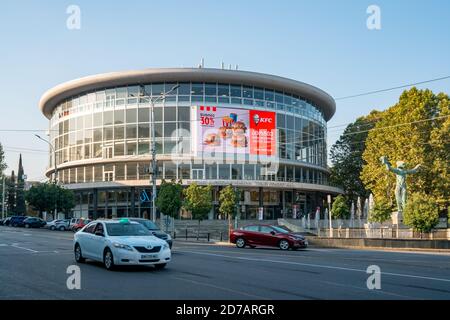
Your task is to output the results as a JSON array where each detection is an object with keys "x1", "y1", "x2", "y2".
[
  {"x1": 403, "y1": 193, "x2": 439, "y2": 233},
  {"x1": 331, "y1": 195, "x2": 350, "y2": 219},
  {"x1": 369, "y1": 199, "x2": 392, "y2": 223}
]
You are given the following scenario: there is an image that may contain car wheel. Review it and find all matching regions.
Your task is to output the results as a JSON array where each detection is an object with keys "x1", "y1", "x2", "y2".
[
  {"x1": 154, "y1": 263, "x2": 167, "y2": 270},
  {"x1": 59, "y1": 226, "x2": 65, "y2": 231},
  {"x1": 235, "y1": 237, "x2": 246, "y2": 248},
  {"x1": 25, "y1": 224, "x2": 30, "y2": 228},
  {"x1": 103, "y1": 248, "x2": 115, "y2": 270},
  {"x1": 12, "y1": 223, "x2": 17, "y2": 227},
  {"x1": 279, "y1": 239, "x2": 290, "y2": 250},
  {"x1": 74, "y1": 244, "x2": 85, "y2": 263},
  {"x1": 50, "y1": 226, "x2": 56, "y2": 231}
]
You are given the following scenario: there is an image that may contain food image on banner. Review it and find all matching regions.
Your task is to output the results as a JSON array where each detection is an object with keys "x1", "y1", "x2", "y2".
[{"x1": 193, "y1": 106, "x2": 276, "y2": 156}]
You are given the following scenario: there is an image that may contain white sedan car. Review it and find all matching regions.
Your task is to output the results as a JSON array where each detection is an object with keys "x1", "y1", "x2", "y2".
[{"x1": 73, "y1": 219, "x2": 171, "y2": 270}]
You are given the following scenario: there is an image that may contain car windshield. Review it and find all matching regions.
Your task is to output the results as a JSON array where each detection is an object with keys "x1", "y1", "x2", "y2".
[
  {"x1": 138, "y1": 220, "x2": 160, "y2": 230},
  {"x1": 106, "y1": 223, "x2": 152, "y2": 236},
  {"x1": 271, "y1": 226, "x2": 290, "y2": 234}
]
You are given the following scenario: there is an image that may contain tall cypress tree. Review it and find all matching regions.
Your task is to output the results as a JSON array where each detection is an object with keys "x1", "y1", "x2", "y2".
[
  {"x1": 7, "y1": 170, "x2": 16, "y2": 214},
  {"x1": 15, "y1": 154, "x2": 26, "y2": 215}
]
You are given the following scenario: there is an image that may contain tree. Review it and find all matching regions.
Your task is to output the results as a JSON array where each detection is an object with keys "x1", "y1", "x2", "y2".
[
  {"x1": 403, "y1": 193, "x2": 439, "y2": 234},
  {"x1": 330, "y1": 111, "x2": 381, "y2": 201},
  {"x1": 331, "y1": 195, "x2": 350, "y2": 219},
  {"x1": 15, "y1": 154, "x2": 26, "y2": 214},
  {"x1": 369, "y1": 199, "x2": 392, "y2": 223},
  {"x1": 156, "y1": 179, "x2": 183, "y2": 218},
  {"x1": 26, "y1": 183, "x2": 76, "y2": 218},
  {"x1": 361, "y1": 88, "x2": 449, "y2": 208},
  {"x1": 218, "y1": 185, "x2": 239, "y2": 219},
  {"x1": 183, "y1": 183, "x2": 213, "y2": 238},
  {"x1": 183, "y1": 183, "x2": 213, "y2": 221},
  {"x1": 0, "y1": 143, "x2": 6, "y2": 175},
  {"x1": 6, "y1": 170, "x2": 16, "y2": 214}
]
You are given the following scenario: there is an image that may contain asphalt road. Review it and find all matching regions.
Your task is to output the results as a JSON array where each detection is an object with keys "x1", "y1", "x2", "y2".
[{"x1": 0, "y1": 226, "x2": 449, "y2": 300}]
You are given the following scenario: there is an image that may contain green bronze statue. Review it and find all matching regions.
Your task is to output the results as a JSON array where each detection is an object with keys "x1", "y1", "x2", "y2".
[{"x1": 380, "y1": 156, "x2": 421, "y2": 213}]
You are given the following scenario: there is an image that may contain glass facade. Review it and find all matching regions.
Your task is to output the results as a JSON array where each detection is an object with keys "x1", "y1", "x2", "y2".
[
  {"x1": 42, "y1": 76, "x2": 339, "y2": 220},
  {"x1": 48, "y1": 82, "x2": 328, "y2": 185}
]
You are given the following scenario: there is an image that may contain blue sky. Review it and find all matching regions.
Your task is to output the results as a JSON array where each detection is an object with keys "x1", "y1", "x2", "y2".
[{"x1": 0, "y1": 0, "x2": 449, "y2": 180}]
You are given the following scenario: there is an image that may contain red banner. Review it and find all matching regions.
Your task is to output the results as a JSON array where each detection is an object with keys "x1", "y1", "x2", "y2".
[{"x1": 249, "y1": 110, "x2": 276, "y2": 156}]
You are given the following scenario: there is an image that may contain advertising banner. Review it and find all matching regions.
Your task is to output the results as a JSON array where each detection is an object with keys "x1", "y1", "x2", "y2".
[{"x1": 193, "y1": 106, "x2": 276, "y2": 156}]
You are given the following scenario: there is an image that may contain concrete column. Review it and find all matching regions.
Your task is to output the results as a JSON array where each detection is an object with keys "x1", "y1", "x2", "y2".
[
  {"x1": 92, "y1": 188, "x2": 98, "y2": 220},
  {"x1": 130, "y1": 187, "x2": 135, "y2": 217}
]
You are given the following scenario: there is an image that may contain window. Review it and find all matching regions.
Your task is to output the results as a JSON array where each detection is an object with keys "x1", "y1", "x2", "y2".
[
  {"x1": 126, "y1": 125, "x2": 137, "y2": 139},
  {"x1": 114, "y1": 110, "x2": 125, "y2": 124},
  {"x1": 83, "y1": 223, "x2": 96, "y2": 234},
  {"x1": 230, "y1": 85, "x2": 242, "y2": 97},
  {"x1": 114, "y1": 126, "x2": 124, "y2": 140},
  {"x1": 218, "y1": 164, "x2": 230, "y2": 179},
  {"x1": 138, "y1": 125, "x2": 150, "y2": 138},
  {"x1": 164, "y1": 123, "x2": 176, "y2": 137},
  {"x1": 126, "y1": 109, "x2": 137, "y2": 123},
  {"x1": 218, "y1": 84, "x2": 229, "y2": 97},
  {"x1": 164, "y1": 107, "x2": 176, "y2": 122},
  {"x1": 177, "y1": 107, "x2": 190, "y2": 121},
  {"x1": 259, "y1": 226, "x2": 274, "y2": 234},
  {"x1": 104, "y1": 111, "x2": 113, "y2": 126},
  {"x1": 243, "y1": 86, "x2": 253, "y2": 98},
  {"x1": 243, "y1": 225, "x2": 259, "y2": 232},
  {"x1": 191, "y1": 83, "x2": 204, "y2": 95},
  {"x1": 138, "y1": 108, "x2": 150, "y2": 123},
  {"x1": 152, "y1": 83, "x2": 164, "y2": 96},
  {"x1": 205, "y1": 83, "x2": 217, "y2": 95},
  {"x1": 154, "y1": 107, "x2": 163, "y2": 122}
]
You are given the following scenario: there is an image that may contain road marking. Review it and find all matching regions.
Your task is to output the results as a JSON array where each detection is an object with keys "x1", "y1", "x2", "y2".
[
  {"x1": 181, "y1": 250, "x2": 450, "y2": 283},
  {"x1": 171, "y1": 276, "x2": 269, "y2": 300},
  {"x1": 11, "y1": 245, "x2": 38, "y2": 253}
]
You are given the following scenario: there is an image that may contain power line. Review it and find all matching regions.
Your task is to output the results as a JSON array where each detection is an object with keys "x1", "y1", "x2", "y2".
[{"x1": 335, "y1": 75, "x2": 450, "y2": 100}]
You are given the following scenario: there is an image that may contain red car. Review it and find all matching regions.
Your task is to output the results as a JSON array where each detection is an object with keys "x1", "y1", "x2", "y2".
[
  {"x1": 230, "y1": 224, "x2": 308, "y2": 250},
  {"x1": 71, "y1": 219, "x2": 91, "y2": 232}
]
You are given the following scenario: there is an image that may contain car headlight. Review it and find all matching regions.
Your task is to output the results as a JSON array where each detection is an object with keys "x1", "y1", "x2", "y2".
[
  {"x1": 163, "y1": 243, "x2": 170, "y2": 250},
  {"x1": 112, "y1": 242, "x2": 134, "y2": 251}
]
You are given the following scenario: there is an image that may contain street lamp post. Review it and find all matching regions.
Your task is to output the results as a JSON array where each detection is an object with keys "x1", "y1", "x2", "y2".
[
  {"x1": 35, "y1": 134, "x2": 58, "y2": 220},
  {"x1": 149, "y1": 85, "x2": 179, "y2": 222}
]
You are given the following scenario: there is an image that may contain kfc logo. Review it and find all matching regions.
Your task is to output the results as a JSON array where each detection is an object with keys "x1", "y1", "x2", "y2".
[{"x1": 252, "y1": 113, "x2": 272, "y2": 125}]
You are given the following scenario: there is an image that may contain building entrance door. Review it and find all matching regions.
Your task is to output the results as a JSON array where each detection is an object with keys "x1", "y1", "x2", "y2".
[{"x1": 191, "y1": 169, "x2": 205, "y2": 180}]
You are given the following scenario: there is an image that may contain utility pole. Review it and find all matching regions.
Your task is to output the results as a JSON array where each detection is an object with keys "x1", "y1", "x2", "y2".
[
  {"x1": 327, "y1": 194, "x2": 333, "y2": 238},
  {"x1": 35, "y1": 134, "x2": 58, "y2": 219},
  {"x1": 149, "y1": 84, "x2": 179, "y2": 222},
  {"x1": 2, "y1": 176, "x2": 5, "y2": 220}
]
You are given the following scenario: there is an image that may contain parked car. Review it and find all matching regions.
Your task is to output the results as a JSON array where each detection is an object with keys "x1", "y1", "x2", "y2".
[
  {"x1": 73, "y1": 219, "x2": 171, "y2": 270},
  {"x1": 69, "y1": 218, "x2": 81, "y2": 230},
  {"x1": 114, "y1": 218, "x2": 173, "y2": 249},
  {"x1": 230, "y1": 224, "x2": 308, "y2": 250},
  {"x1": 23, "y1": 217, "x2": 47, "y2": 228},
  {"x1": 0, "y1": 218, "x2": 4, "y2": 226},
  {"x1": 71, "y1": 219, "x2": 91, "y2": 232},
  {"x1": 3, "y1": 217, "x2": 12, "y2": 226},
  {"x1": 9, "y1": 216, "x2": 29, "y2": 227},
  {"x1": 46, "y1": 219, "x2": 70, "y2": 231}
]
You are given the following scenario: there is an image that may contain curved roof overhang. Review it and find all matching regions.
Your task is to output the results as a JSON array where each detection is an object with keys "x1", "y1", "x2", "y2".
[{"x1": 39, "y1": 68, "x2": 336, "y2": 121}]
